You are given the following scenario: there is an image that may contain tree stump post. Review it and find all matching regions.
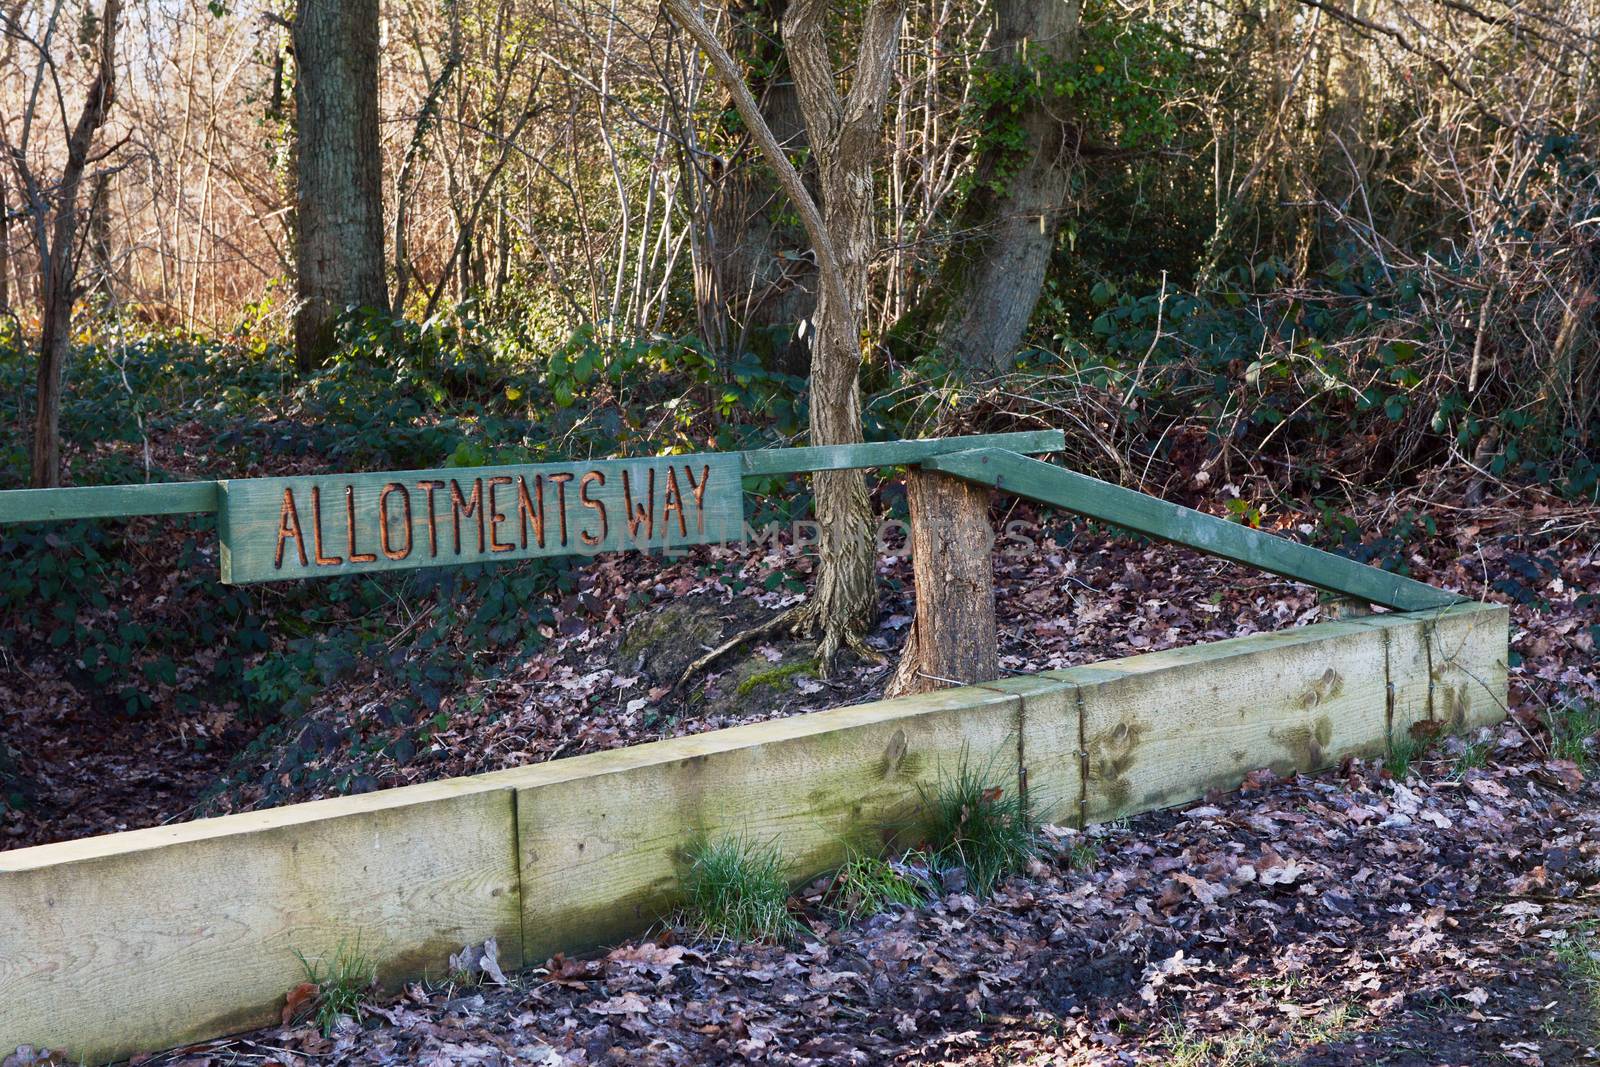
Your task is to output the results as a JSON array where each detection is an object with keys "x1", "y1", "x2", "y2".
[{"x1": 886, "y1": 468, "x2": 999, "y2": 697}]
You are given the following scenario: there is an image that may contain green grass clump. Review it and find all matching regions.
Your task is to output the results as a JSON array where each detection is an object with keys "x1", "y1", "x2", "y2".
[
  {"x1": 1549, "y1": 701, "x2": 1600, "y2": 769},
  {"x1": 682, "y1": 835, "x2": 800, "y2": 944},
  {"x1": 1555, "y1": 922, "x2": 1600, "y2": 1033},
  {"x1": 293, "y1": 940, "x2": 375, "y2": 1035},
  {"x1": 921, "y1": 755, "x2": 1038, "y2": 896},
  {"x1": 1066, "y1": 839, "x2": 1099, "y2": 871},
  {"x1": 827, "y1": 845, "x2": 928, "y2": 922},
  {"x1": 1453, "y1": 738, "x2": 1492, "y2": 775},
  {"x1": 1159, "y1": 1002, "x2": 1359, "y2": 1064},
  {"x1": 1385, "y1": 733, "x2": 1424, "y2": 780}
]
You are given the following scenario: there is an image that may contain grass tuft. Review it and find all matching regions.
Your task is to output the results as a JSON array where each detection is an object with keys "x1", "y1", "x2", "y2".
[
  {"x1": 1384, "y1": 733, "x2": 1424, "y2": 780},
  {"x1": 1452, "y1": 738, "x2": 1492, "y2": 776},
  {"x1": 293, "y1": 939, "x2": 375, "y2": 1035},
  {"x1": 1066, "y1": 839, "x2": 1099, "y2": 872},
  {"x1": 1555, "y1": 921, "x2": 1600, "y2": 1033},
  {"x1": 682, "y1": 835, "x2": 800, "y2": 944},
  {"x1": 826, "y1": 844, "x2": 929, "y2": 922},
  {"x1": 921, "y1": 753, "x2": 1037, "y2": 897},
  {"x1": 1160, "y1": 1001, "x2": 1359, "y2": 1064},
  {"x1": 1549, "y1": 700, "x2": 1600, "y2": 770}
]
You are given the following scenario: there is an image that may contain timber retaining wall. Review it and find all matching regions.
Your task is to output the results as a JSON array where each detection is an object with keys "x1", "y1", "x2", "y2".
[{"x1": 0, "y1": 602, "x2": 1507, "y2": 1063}]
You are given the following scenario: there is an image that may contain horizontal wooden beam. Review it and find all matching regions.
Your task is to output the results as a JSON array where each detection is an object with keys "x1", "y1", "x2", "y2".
[
  {"x1": 0, "y1": 432, "x2": 1065, "y2": 526},
  {"x1": 922, "y1": 448, "x2": 1464, "y2": 612},
  {"x1": 0, "y1": 604, "x2": 1506, "y2": 1063},
  {"x1": 0, "y1": 480, "x2": 220, "y2": 523},
  {"x1": 738, "y1": 430, "x2": 1064, "y2": 476}
]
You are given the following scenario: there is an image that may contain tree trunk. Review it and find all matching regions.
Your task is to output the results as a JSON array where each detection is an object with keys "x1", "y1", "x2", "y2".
[
  {"x1": 0, "y1": 169, "x2": 11, "y2": 316},
  {"x1": 31, "y1": 0, "x2": 121, "y2": 489},
  {"x1": 777, "y1": 0, "x2": 904, "y2": 671},
  {"x1": 86, "y1": 171, "x2": 115, "y2": 304},
  {"x1": 665, "y1": 0, "x2": 903, "y2": 674},
  {"x1": 934, "y1": 0, "x2": 1081, "y2": 375},
  {"x1": 292, "y1": 0, "x2": 387, "y2": 372},
  {"x1": 796, "y1": 285, "x2": 877, "y2": 669},
  {"x1": 705, "y1": 0, "x2": 816, "y2": 374},
  {"x1": 887, "y1": 470, "x2": 998, "y2": 697}
]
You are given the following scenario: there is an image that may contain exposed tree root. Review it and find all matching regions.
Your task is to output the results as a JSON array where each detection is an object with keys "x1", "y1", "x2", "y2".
[
  {"x1": 786, "y1": 595, "x2": 882, "y2": 676},
  {"x1": 673, "y1": 608, "x2": 798, "y2": 692},
  {"x1": 672, "y1": 598, "x2": 882, "y2": 694}
]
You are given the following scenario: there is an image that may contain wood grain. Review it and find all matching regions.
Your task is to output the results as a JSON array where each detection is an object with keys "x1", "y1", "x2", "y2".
[
  {"x1": 0, "y1": 603, "x2": 1505, "y2": 1062},
  {"x1": 975, "y1": 674, "x2": 1087, "y2": 826},
  {"x1": 0, "y1": 779, "x2": 521, "y2": 1065},
  {"x1": 0, "y1": 433, "x2": 1064, "y2": 526},
  {"x1": 739, "y1": 430, "x2": 1063, "y2": 475},
  {"x1": 1076, "y1": 621, "x2": 1395, "y2": 823},
  {"x1": 1350, "y1": 603, "x2": 1510, "y2": 735},
  {"x1": 493, "y1": 686, "x2": 1022, "y2": 961},
  {"x1": 1428, "y1": 602, "x2": 1511, "y2": 732},
  {"x1": 886, "y1": 468, "x2": 999, "y2": 697},
  {"x1": 1018, "y1": 667, "x2": 1127, "y2": 827},
  {"x1": 0, "y1": 480, "x2": 218, "y2": 522}
]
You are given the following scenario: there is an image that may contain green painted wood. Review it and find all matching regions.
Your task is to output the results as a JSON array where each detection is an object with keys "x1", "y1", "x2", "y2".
[
  {"x1": 0, "y1": 433, "x2": 1063, "y2": 527},
  {"x1": 923, "y1": 448, "x2": 1464, "y2": 612},
  {"x1": 0, "y1": 481, "x2": 219, "y2": 523},
  {"x1": 218, "y1": 453, "x2": 745, "y2": 584},
  {"x1": 739, "y1": 430, "x2": 1064, "y2": 475}
]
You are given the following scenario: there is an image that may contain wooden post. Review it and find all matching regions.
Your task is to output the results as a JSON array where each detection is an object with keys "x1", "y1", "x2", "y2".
[{"x1": 887, "y1": 469, "x2": 999, "y2": 697}]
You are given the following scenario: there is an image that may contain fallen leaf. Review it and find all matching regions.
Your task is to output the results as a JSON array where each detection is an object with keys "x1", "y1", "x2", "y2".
[
  {"x1": 1260, "y1": 861, "x2": 1306, "y2": 886},
  {"x1": 1542, "y1": 759, "x2": 1584, "y2": 791},
  {"x1": 590, "y1": 992, "x2": 651, "y2": 1015},
  {"x1": 607, "y1": 942, "x2": 686, "y2": 978},
  {"x1": 282, "y1": 981, "x2": 318, "y2": 1025},
  {"x1": 449, "y1": 938, "x2": 509, "y2": 986}
]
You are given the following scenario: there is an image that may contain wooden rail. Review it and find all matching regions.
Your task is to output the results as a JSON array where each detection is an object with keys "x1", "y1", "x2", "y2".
[
  {"x1": 923, "y1": 448, "x2": 1464, "y2": 612},
  {"x1": 0, "y1": 431, "x2": 1066, "y2": 525},
  {"x1": 1, "y1": 602, "x2": 1507, "y2": 1064}
]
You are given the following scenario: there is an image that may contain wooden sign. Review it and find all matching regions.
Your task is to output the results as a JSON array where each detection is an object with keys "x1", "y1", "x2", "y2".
[{"x1": 217, "y1": 453, "x2": 744, "y2": 584}]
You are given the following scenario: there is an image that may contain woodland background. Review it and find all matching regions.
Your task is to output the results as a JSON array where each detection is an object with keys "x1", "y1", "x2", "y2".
[{"x1": 1, "y1": 0, "x2": 1596, "y2": 821}]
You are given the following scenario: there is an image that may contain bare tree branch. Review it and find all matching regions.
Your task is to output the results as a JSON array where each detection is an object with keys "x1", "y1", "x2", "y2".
[{"x1": 660, "y1": 0, "x2": 848, "y2": 314}]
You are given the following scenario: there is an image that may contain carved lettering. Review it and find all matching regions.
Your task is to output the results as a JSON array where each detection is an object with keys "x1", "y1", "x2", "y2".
[
  {"x1": 683, "y1": 464, "x2": 712, "y2": 534},
  {"x1": 621, "y1": 468, "x2": 654, "y2": 543},
  {"x1": 660, "y1": 466, "x2": 687, "y2": 538},
  {"x1": 228, "y1": 455, "x2": 738, "y2": 583},
  {"x1": 547, "y1": 472, "x2": 574, "y2": 546},
  {"x1": 417, "y1": 480, "x2": 446, "y2": 557},
  {"x1": 275, "y1": 487, "x2": 309, "y2": 568},
  {"x1": 379, "y1": 483, "x2": 412, "y2": 560},
  {"x1": 450, "y1": 478, "x2": 485, "y2": 555},
  {"x1": 346, "y1": 486, "x2": 377, "y2": 563},
  {"x1": 579, "y1": 471, "x2": 608, "y2": 546},
  {"x1": 487, "y1": 476, "x2": 514, "y2": 553},
  {"x1": 516, "y1": 474, "x2": 545, "y2": 549},
  {"x1": 310, "y1": 486, "x2": 343, "y2": 566}
]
